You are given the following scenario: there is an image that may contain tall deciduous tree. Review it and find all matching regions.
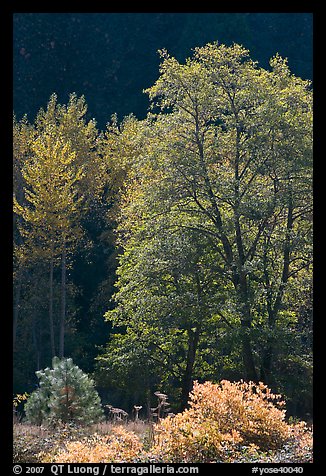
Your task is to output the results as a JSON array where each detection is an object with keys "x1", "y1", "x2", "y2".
[
  {"x1": 13, "y1": 115, "x2": 36, "y2": 350},
  {"x1": 14, "y1": 126, "x2": 85, "y2": 358},
  {"x1": 100, "y1": 42, "x2": 312, "y2": 407},
  {"x1": 144, "y1": 43, "x2": 312, "y2": 383},
  {"x1": 14, "y1": 93, "x2": 108, "y2": 366}
]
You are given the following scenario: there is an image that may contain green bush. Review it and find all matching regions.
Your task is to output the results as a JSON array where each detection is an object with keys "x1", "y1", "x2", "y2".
[{"x1": 24, "y1": 357, "x2": 104, "y2": 426}]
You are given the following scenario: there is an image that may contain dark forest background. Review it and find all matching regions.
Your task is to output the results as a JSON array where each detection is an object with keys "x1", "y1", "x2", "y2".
[{"x1": 14, "y1": 13, "x2": 312, "y2": 129}]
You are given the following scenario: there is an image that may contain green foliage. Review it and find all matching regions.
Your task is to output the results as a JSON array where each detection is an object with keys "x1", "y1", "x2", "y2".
[
  {"x1": 98, "y1": 41, "x2": 312, "y2": 411},
  {"x1": 24, "y1": 357, "x2": 104, "y2": 426}
]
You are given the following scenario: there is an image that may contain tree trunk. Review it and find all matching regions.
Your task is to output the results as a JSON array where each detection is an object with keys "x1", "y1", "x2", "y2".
[
  {"x1": 59, "y1": 245, "x2": 66, "y2": 358},
  {"x1": 260, "y1": 195, "x2": 294, "y2": 383},
  {"x1": 179, "y1": 272, "x2": 204, "y2": 411},
  {"x1": 32, "y1": 318, "x2": 41, "y2": 371},
  {"x1": 241, "y1": 323, "x2": 258, "y2": 382},
  {"x1": 180, "y1": 326, "x2": 200, "y2": 411},
  {"x1": 237, "y1": 288, "x2": 258, "y2": 383},
  {"x1": 260, "y1": 337, "x2": 275, "y2": 384},
  {"x1": 13, "y1": 266, "x2": 23, "y2": 351},
  {"x1": 238, "y1": 275, "x2": 258, "y2": 382},
  {"x1": 233, "y1": 124, "x2": 258, "y2": 383},
  {"x1": 49, "y1": 256, "x2": 56, "y2": 358}
]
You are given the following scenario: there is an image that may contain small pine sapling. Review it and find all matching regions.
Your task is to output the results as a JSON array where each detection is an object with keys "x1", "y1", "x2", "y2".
[{"x1": 25, "y1": 357, "x2": 104, "y2": 426}]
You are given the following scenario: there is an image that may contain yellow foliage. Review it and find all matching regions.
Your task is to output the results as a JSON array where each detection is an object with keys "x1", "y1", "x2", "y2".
[
  {"x1": 13, "y1": 393, "x2": 29, "y2": 407},
  {"x1": 41, "y1": 426, "x2": 143, "y2": 463},
  {"x1": 152, "y1": 380, "x2": 291, "y2": 462}
]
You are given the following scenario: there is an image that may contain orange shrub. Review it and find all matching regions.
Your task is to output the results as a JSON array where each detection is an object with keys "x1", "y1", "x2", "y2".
[
  {"x1": 287, "y1": 422, "x2": 313, "y2": 463},
  {"x1": 153, "y1": 380, "x2": 291, "y2": 462},
  {"x1": 153, "y1": 411, "x2": 243, "y2": 462},
  {"x1": 41, "y1": 426, "x2": 143, "y2": 463}
]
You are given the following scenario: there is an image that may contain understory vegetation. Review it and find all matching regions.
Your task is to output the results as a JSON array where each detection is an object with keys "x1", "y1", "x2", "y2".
[{"x1": 13, "y1": 380, "x2": 312, "y2": 463}]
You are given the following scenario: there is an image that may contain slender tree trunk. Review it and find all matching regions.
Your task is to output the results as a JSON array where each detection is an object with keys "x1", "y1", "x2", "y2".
[
  {"x1": 180, "y1": 272, "x2": 202, "y2": 411},
  {"x1": 59, "y1": 244, "x2": 66, "y2": 358},
  {"x1": 237, "y1": 273, "x2": 258, "y2": 382},
  {"x1": 241, "y1": 321, "x2": 258, "y2": 382},
  {"x1": 260, "y1": 194, "x2": 294, "y2": 383},
  {"x1": 180, "y1": 326, "x2": 200, "y2": 411},
  {"x1": 13, "y1": 198, "x2": 25, "y2": 351},
  {"x1": 146, "y1": 386, "x2": 152, "y2": 421},
  {"x1": 233, "y1": 216, "x2": 258, "y2": 382},
  {"x1": 32, "y1": 319, "x2": 41, "y2": 370},
  {"x1": 49, "y1": 255, "x2": 56, "y2": 358},
  {"x1": 13, "y1": 266, "x2": 23, "y2": 351},
  {"x1": 260, "y1": 332, "x2": 275, "y2": 384},
  {"x1": 233, "y1": 123, "x2": 258, "y2": 383}
]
